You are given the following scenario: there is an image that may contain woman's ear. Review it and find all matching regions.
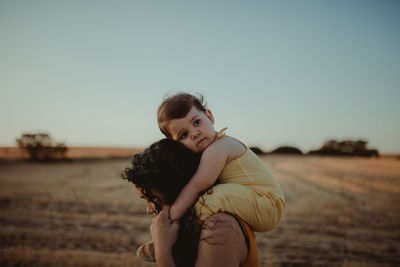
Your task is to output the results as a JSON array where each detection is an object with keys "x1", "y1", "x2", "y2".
[{"x1": 205, "y1": 109, "x2": 214, "y2": 124}]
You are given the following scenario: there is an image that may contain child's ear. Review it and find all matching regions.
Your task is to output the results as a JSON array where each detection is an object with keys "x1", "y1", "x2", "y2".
[{"x1": 205, "y1": 109, "x2": 214, "y2": 124}]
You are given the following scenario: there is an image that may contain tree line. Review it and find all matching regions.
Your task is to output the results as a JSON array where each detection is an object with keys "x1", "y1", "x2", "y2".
[{"x1": 16, "y1": 133, "x2": 68, "y2": 161}]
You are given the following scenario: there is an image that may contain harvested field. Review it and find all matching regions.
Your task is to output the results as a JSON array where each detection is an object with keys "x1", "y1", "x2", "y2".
[
  {"x1": 0, "y1": 147, "x2": 143, "y2": 161},
  {"x1": 0, "y1": 155, "x2": 399, "y2": 266}
]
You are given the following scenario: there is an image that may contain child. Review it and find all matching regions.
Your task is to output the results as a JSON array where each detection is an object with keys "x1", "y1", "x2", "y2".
[{"x1": 137, "y1": 92, "x2": 285, "y2": 261}]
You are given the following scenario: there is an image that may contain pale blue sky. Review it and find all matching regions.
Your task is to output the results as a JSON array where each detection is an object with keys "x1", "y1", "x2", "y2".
[{"x1": 1, "y1": 0, "x2": 399, "y2": 153}]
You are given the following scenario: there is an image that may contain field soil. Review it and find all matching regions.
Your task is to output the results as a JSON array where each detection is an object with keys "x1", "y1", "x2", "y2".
[{"x1": 0, "y1": 155, "x2": 399, "y2": 266}]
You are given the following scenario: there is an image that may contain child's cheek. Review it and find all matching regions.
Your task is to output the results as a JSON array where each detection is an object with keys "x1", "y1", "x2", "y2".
[{"x1": 181, "y1": 140, "x2": 196, "y2": 152}]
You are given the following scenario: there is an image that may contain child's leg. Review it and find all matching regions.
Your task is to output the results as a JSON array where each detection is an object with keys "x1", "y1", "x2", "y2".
[{"x1": 194, "y1": 183, "x2": 285, "y2": 232}]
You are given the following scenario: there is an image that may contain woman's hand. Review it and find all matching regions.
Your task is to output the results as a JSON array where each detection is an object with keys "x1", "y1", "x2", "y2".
[{"x1": 150, "y1": 205, "x2": 179, "y2": 267}]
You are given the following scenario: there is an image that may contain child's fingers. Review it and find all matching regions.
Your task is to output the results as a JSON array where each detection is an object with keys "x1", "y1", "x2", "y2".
[
  {"x1": 162, "y1": 205, "x2": 171, "y2": 215},
  {"x1": 161, "y1": 205, "x2": 175, "y2": 223},
  {"x1": 153, "y1": 205, "x2": 172, "y2": 225}
]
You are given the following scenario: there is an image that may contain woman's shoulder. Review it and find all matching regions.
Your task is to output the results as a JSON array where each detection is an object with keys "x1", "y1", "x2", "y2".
[
  {"x1": 196, "y1": 213, "x2": 248, "y2": 266},
  {"x1": 202, "y1": 212, "x2": 240, "y2": 230}
]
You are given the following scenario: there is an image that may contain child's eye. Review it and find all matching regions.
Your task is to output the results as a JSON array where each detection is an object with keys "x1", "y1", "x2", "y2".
[
  {"x1": 194, "y1": 119, "x2": 200, "y2": 126},
  {"x1": 179, "y1": 132, "x2": 188, "y2": 140}
]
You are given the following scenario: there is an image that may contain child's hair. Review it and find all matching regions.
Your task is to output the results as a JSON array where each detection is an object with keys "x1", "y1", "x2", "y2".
[{"x1": 157, "y1": 93, "x2": 206, "y2": 138}]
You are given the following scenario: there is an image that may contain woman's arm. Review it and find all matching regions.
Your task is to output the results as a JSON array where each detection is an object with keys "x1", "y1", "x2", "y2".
[
  {"x1": 169, "y1": 140, "x2": 230, "y2": 220},
  {"x1": 150, "y1": 206, "x2": 179, "y2": 267}
]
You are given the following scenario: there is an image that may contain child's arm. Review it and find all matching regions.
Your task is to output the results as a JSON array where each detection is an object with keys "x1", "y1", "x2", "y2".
[{"x1": 169, "y1": 140, "x2": 230, "y2": 221}]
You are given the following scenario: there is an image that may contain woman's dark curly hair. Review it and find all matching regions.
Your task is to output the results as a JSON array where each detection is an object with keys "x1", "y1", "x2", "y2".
[{"x1": 122, "y1": 138, "x2": 203, "y2": 267}]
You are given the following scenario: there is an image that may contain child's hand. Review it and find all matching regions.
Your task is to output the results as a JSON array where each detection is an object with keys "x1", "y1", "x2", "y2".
[{"x1": 168, "y1": 205, "x2": 179, "y2": 222}]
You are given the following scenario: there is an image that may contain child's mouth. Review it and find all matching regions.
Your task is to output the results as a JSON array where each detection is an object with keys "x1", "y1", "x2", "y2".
[{"x1": 197, "y1": 138, "x2": 206, "y2": 146}]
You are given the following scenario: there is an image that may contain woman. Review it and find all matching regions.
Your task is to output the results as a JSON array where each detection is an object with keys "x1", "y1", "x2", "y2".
[{"x1": 122, "y1": 139, "x2": 259, "y2": 267}]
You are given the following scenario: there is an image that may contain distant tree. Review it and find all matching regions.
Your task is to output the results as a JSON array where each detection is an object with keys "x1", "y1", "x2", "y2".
[
  {"x1": 308, "y1": 139, "x2": 379, "y2": 157},
  {"x1": 270, "y1": 146, "x2": 303, "y2": 155},
  {"x1": 16, "y1": 133, "x2": 68, "y2": 161}
]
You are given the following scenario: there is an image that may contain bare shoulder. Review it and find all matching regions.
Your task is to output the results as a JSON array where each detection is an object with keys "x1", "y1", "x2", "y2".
[
  {"x1": 201, "y1": 213, "x2": 242, "y2": 236},
  {"x1": 212, "y1": 136, "x2": 246, "y2": 162},
  {"x1": 196, "y1": 213, "x2": 247, "y2": 266}
]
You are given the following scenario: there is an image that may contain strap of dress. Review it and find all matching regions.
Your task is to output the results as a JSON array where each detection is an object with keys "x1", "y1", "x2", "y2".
[{"x1": 216, "y1": 127, "x2": 228, "y2": 139}]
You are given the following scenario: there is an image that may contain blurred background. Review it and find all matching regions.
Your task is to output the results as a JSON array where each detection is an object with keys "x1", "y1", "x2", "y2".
[{"x1": 1, "y1": 1, "x2": 400, "y2": 266}]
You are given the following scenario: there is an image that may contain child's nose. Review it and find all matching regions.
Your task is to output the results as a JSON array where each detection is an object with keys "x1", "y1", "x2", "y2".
[{"x1": 190, "y1": 131, "x2": 199, "y2": 139}]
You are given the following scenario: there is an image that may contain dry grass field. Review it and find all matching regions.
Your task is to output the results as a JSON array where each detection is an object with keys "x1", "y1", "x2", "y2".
[
  {"x1": 0, "y1": 147, "x2": 143, "y2": 160},
  {"x1": 0, "y1": 153, "x2": 399, "y2": 266}
]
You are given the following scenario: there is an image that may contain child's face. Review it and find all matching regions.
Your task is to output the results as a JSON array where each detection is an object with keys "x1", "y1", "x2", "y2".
[{"x1": 167, "y1": 106, "x2": 216, "y2": 153}]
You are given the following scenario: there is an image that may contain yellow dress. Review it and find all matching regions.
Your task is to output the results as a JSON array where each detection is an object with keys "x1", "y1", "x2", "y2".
[{"x1": 194, "y1": 132, "x2": 286, "y2": 232}]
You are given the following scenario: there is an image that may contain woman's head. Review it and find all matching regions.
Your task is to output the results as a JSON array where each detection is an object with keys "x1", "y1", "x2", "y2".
[
  {"x1": 122, "y1": 138, "x2": 203, "y2": 267},
  {"x1": 122, "y1": 138, "x2": 201, "y2": 213}
]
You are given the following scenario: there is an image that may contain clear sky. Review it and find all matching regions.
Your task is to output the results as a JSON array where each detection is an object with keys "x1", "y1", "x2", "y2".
[{"x1": 1, "y1": 0, "x2": 399, "y2": 153}]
